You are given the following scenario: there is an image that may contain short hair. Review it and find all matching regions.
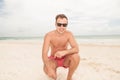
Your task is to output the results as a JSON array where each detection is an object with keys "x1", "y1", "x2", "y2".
[{"x1": 55, "y1": 14, "x2": 68, "y2": 21}]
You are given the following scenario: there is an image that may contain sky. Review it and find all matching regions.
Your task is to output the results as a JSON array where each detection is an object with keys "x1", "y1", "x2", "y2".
[{"x1": 0, "y1": 0, "x2": 120, "y2": 37}]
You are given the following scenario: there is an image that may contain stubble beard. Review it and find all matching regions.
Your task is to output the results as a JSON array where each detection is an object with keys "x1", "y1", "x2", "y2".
[{"x1": 57, "y1": 29, "x2": 65, "y2": 34}]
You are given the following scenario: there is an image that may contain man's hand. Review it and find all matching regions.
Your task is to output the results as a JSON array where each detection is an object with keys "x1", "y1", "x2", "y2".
[{"x1": 54, "y1": 51, "x2": 66, "y2": 58}]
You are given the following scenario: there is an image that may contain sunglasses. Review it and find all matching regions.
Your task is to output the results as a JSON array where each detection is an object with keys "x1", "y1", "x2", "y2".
[{"x1": 56, "y1": 23, "x2": 67, "y2": 27}]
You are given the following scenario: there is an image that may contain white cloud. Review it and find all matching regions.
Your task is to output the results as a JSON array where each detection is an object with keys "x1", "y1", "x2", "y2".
[{"x1": 0, "y1": 0, "x2": 120, "y2": 37}]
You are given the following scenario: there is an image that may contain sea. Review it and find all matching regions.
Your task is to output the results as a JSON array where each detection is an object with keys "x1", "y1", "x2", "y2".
[
  {"x1": 75, "y1": 35, "x2": 120, "y2": 45},
  {"x1": 0, "y1": 35, "x2": 120, "y2": 45}
]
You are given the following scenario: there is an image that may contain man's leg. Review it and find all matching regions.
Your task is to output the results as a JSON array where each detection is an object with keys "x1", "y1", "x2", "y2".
[
  {"x1": 43, "y1": 59, "x2": 57, "y2": 80},
  {"x1": 64, "y1": 53, "x2": 80, "y2": 80}
]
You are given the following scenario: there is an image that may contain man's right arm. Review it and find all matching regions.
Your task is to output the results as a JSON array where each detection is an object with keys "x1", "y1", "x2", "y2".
[{"x1": 42, "y1": 33, "x2": 50, "y2": 65}]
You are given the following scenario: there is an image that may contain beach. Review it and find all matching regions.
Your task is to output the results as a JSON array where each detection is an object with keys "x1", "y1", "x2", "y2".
[{"x1": 0, "y1": 39, "x2": 120, "y2": 80}]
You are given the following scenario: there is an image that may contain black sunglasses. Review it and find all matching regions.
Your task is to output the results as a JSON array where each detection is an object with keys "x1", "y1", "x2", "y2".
[{"x1": 57, "y1": 23, "x2": 67, "y2": 27}]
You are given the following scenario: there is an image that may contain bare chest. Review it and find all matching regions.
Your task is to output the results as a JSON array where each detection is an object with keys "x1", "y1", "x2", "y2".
[{"x1": 50, "y1": 36, "x2": 68, "y2": 47}]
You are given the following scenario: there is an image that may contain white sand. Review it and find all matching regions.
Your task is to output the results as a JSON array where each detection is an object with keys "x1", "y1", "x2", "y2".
[{"x1": 0, "y1": 39, "x2": 120, "y2": 80}]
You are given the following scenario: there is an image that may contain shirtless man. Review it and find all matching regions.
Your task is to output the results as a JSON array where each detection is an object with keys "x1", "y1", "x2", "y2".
[{"x1": 42, "y1": 14, "x2": 80, "y2": 80}]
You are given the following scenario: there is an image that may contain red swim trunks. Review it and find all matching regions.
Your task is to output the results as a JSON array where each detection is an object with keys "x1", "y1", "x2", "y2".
[{"x1": 49, "y1": 56, "x2": 68, "y2": 68}]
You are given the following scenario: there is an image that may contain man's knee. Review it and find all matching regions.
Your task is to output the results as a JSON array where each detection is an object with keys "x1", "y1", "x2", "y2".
[
  {"x1": 48, "y1": 72, "x2": 57, "y2": 79},
  {"x1": 43, "y1": 66, "x2": 57, "y2": 79},
  {"x1": 69, "y1": 53, "x2": 80, "y2": 63}
]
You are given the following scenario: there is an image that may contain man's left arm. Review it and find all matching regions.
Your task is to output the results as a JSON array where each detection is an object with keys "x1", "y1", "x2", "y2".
[
  {"x1": 65, "y1": 32, "x2": 79, "y2": 55},
  {"x1": 54, "y1": 32, "x2": 79, "y2": 58}
]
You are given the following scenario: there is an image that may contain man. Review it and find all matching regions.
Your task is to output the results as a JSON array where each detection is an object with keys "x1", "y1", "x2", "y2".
[{"x1": 42, "y1": 14, "x2": 80, "y2": 80}]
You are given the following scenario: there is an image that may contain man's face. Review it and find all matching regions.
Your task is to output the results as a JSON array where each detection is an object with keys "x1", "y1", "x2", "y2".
[{"x1": 55, "y1": 18, "x2": 68, "y2": 34}]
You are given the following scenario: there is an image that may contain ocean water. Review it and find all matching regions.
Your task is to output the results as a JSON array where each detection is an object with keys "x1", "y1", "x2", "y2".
[
  {"x1": 0, "y1": 37, "x2": 43, "y2": 40},
  {"x1": 0, "y1": 35, "x2": 120, "y2": 45},
  {"x1": 75, "y1": 35, "x2": 120, "y2": 45}
]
